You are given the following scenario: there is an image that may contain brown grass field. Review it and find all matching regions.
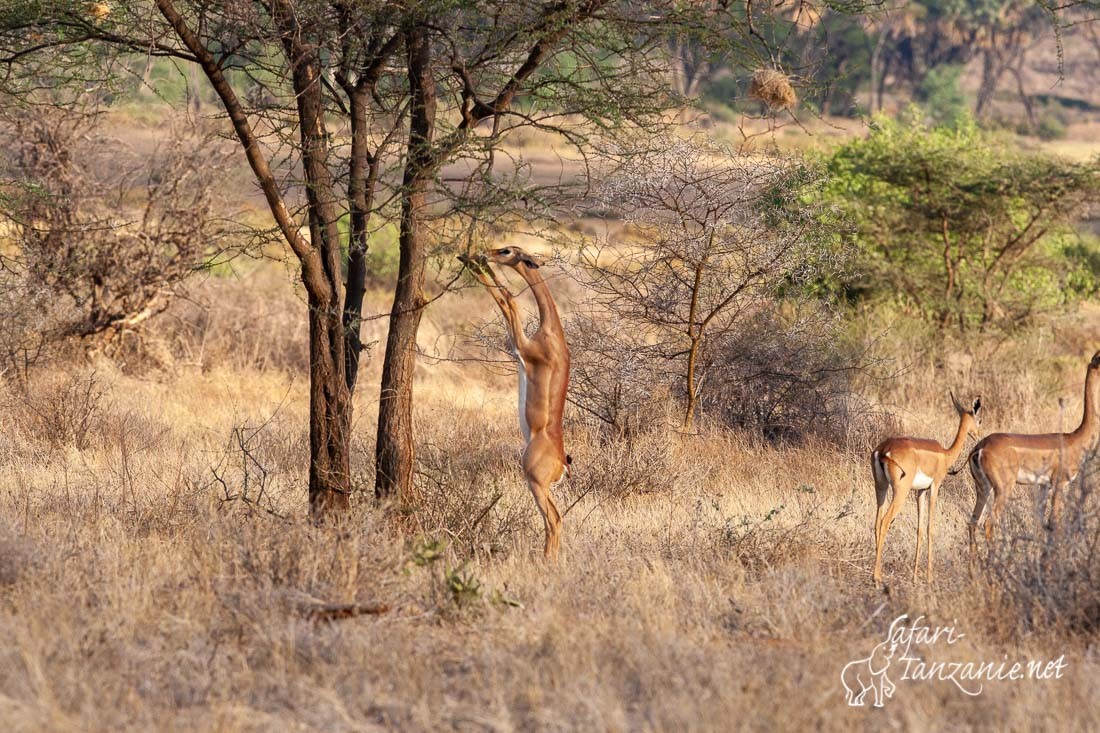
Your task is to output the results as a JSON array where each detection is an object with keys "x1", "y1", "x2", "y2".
[{"x1": 2, "y1": 117, "x2": 1100, "y2": 731}]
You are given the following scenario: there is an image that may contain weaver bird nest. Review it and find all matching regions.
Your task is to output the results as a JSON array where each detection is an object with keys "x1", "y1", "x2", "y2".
[{"x1": 749, "y1": 69, "x2": 797, "y2": 111}]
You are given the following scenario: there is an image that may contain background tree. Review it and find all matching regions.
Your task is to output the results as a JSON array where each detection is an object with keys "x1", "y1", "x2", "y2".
[
  {"x1": 575, "y1": 135, "x2": 840, "y2": 431},
  {"x1": 0, "y1": 103, "x2": 229, "y2": 379},
  {"x1": 972, "y1": 1, "x2": 1045, "y2": 120},
  {"x1": 822, "y1": 113, "x2": 1100, "y2": 331}
]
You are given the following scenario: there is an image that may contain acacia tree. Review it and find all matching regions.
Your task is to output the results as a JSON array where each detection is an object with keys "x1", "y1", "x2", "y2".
[
  {"x1": 823, "y1": 114, "x2": 1100, "y2": 331},
  {"x1": 972, "y1": 1, "x2": 1046, "y2": 119},
  {"x1": 577, "y1": 135, "x2": 836, "y2": 430}
]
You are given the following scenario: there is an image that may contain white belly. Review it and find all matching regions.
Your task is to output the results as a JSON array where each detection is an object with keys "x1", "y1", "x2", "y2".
[
  {"x1": 513, "y1": 348, "x2": 530, "y2": 443},
  {"x1": 912, "y1": 470, "x2": 934, "y2": 490},
  {"x1": 1016, "y1": 469, "x2": 1050, "y2": 485}
]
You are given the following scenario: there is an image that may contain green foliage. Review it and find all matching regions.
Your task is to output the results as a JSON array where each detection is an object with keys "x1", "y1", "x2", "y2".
[
  {"x1": 444, "y1": 564, "x2": 481, "y2": 606},
  {"x1": 410, "y1": 537, "x2": 446, "y2": 567},
  {"x1": 918, "y1": 64, "x2": 968, "y2": 127},
  {"x1": 802, "y1": 9, "x2": 873, "y2": 117},
  {"x1": 821, "y1": 113, "x2": 1100, "y2": 331},
  {"x1": 1060, "y1": 233, "x2": 1100, "y2": 296},
  {"x1": 337, "y1": 217, "x2": 400, "y2": 286},
  {"x1": 1035, "y1": 112, "x2": 1068, "y2": 141},
  {"x1": 365, "y1": 222, "x2": 401, "y2": 286}
]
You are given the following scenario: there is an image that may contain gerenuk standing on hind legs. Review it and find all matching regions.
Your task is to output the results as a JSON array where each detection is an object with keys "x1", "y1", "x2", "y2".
[{"x1": 459, "y1": 247, "x2": 571, "y2": 560}]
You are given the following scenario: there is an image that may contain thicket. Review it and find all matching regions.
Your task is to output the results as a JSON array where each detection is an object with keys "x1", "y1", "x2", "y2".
[
  {"x1": 567, "y1": 136, "x2": 874, "y2": 443},
  {"x1": 820, "y1": 113, "x2": 1100, "y2": 332},
  {"x1": 0, "y1": 104, "x2": 230, "y2": 380}
]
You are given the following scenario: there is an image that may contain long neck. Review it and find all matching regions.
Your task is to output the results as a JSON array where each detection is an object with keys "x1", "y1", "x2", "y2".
[
  {"x1": 1072, "y1": 366, "x2": 1099, "y2": 439},
  {"x1": 944, "y1": 413, "x2": 970, "y2": 465},
  {"x1": 514, "y1": 263, "x2": 563, "y2": 334}
]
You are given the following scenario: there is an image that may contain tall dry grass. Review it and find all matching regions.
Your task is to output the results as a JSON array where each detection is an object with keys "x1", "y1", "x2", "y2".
[{"x1": 1, "y1": 268, "x2": 1099, "y2": 731}]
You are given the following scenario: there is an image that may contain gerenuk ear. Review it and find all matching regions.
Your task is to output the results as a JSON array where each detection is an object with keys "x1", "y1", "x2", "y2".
[
  {"x1": 521, "y1": 255, "x2": 540, "y2": 269},
  {"x1": 973, "y1": 397, "x2": 982, "y2": 414}
]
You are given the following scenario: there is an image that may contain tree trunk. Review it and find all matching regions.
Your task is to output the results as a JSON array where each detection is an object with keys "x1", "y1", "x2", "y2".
[
  {"x1": 975, "y1": 48, "x2": 998, "y2": 118},
  {"x1": 154, "y1": 0, "x2": 351, "y2": 516},
  {"x1": 286, "y1": 20, "x2": 353, "y2": 516},
  {"x1": 876, "y1": 55, "x2": 890, "y2": 113},
  {"x1": 869, "y1": 31, "x2": 886, "y2": 114},
  {"x1": 683, "y1": 263, "x2": 704, "y2": 431},
  {"x1": 343, "y1": 86, "x2": 374, "y2": 393},
  {"x1": 188, "y1": 61, "x2": 202, "y2": 116},
  {"x1": 684, "y1": 337, "x2": 700, "y2": 430},
  {"x1": 1011, "y1": 63, "x2": 1036, "y2": 128},
  {"x1": 375, "y1": 23, "x2": 436, "y2": 501},
  {"x1": 308, "y1": 296, "x2": 352, "y2": 514}
]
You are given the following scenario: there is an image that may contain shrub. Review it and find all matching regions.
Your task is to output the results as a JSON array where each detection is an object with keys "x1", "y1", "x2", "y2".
[
  {"x1": 0, "y1": 105, "x2": 233, "y2": 370},
  {"x1": 570, "y1": 134, "x2": 868, "y2": 441},
  {"x1": 821, "y1": 113, "x2": 1100, "y2": 332},
  {"x1": 1035, "y1": 112, "x2": 1067, "y2": 141},
  {"x1": 411, "y1": 412, "x2": 532, "y2": 559},
  {"x1": 918, "y1": 64, "x2": 968, "y2": 127},
  {"x1": 696, "y1": 300, "x2": 882, "y2": 445},
  {"x1": 4, "y1": 369, "x2": 108, "y2": 451}
]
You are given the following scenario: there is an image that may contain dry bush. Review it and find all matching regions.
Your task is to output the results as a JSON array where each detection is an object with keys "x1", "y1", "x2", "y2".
[
  {"x1": 0, "y1": 105, "x2": 232, "y2": 370},
  {"x1": 574, "y1": 135, "x2": 868, "y2": 441},
  {"x1": 412, "y1": 411, "x2": 532, "y2": 559},
  {"x1": 0, "y1": 520, "x2": 37, "y2": 587},
  {"x1": 560, "y1": 420, "x2": 679, "y2": 509},
  {"x1": 145, "y1": 271, "x2": 311, "y2": 374},
  {"x1": 564, "y1": 310, "x2": 671, "y2": 437},
  {"x1": 3, "y1": 369, "x2": 107, "y2": 451},
  {"x1": 698, "y1": 301, "x2": 890, "y2": 447},
  {"x1": 711, "y1": 492, "x2": 831, "y2": 574},
  {"x1": 0, "y1": 282, "x2": 51, "y2": 382},
  {"x1": 210, "y1": 422, "x2": 299, "y2": 518},
  {"x1": 567, "y1": 296, "x2": 881, "y2": 447},
  {"x1": 982, "y1": 449, "x2": 1100, "y2": 634}
]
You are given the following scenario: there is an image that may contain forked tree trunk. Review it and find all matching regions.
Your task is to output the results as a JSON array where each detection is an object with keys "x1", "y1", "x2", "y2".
[
  {"x1": 154, "y1": 0, "x2": 352, "y2": 516},
  {"x1": 975, "y1": 48, "x2": 998, "y2": 118},
  {"x1": 286, "y1": 14, "x2": 353, "y2": 515},
  {"x1": 375, "y1": 24, "x2": 436, "y2": 500}
]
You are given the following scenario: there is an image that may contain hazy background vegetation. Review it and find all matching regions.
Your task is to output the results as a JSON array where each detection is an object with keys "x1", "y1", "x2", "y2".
[{"x1": 1, "y1": 1, "x2": 1099, "y2": 730}]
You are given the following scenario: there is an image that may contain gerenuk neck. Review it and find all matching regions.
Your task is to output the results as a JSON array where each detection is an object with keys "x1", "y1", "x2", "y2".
[
  {"x1": 944, "y1": 414, "x2": 971, "y2": 465},
  {"x1": 1072, "y1": 365, "x2": 1099, "y2": 441},
  {"x1": 514, "y1": 263, "x2": 564, "y2": 334}
]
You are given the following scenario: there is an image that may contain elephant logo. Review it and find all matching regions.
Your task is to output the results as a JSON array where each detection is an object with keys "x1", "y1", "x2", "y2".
[{"x1": 841, "y1": 638, "x2": 898, "y2": 707}]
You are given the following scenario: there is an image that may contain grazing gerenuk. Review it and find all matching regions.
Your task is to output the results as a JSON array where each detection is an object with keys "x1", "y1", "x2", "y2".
[
  {"x1": 871, "y1": 393, "x2": 983, "y2": 583},
  {"x1": 967, "y1": 350, "x2": 1100, "y2": 551},
  {"x1": 459, "y1": 246, "x2": 571, "y2": 560}
]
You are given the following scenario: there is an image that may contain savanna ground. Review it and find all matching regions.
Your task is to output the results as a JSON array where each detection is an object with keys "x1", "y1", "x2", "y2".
[{"x1": 2, "y1": 113, "x2": 1100, "y2": 732}]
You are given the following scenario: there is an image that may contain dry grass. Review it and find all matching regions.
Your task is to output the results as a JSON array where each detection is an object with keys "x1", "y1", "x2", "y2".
[{"x1": 1, "y1": 263, "x2": 1099, "y2": 731}]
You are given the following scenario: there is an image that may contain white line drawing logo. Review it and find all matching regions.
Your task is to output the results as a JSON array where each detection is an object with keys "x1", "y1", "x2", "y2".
[
  {"x1": 841, "y1": 614, "x2": 1069, "y2": 708},
  {"x1": 841, "y1": 634, "x2": 898, "y2": 707}
]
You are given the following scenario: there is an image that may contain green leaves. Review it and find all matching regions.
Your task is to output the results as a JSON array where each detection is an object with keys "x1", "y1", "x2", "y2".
[{"x1": 820, "y1": 113, "x2": 1100, "y2": 331}]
